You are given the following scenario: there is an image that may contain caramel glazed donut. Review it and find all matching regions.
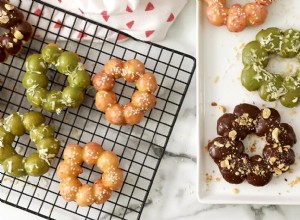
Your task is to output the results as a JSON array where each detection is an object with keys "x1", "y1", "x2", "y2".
[
  {"x1": 57, "y1": 142, "x2": 123, "y2": 206},
  {"x1": 0, "y1": 1, "x2": 33, "y2": 62},
  {"x1": 93, "y1": 58, "x2": 158, "y2": 126},
  {"x1": 208, "y1": 103, "x2": 296, "y2": 187},
  {"x1": 205, "y1": 0, "x2": 273, "y2": 32}
]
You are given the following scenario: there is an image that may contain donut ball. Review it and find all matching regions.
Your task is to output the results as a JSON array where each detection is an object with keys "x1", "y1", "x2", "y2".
[
  {"x1": 97, "y1": 151, "x2": 120, "y2": 172},
  {"x1": 82, "y1": 142, "x2": 104, "y2": 166},
  {"x1": 76, "y1": 184, "x2": 95, "y2": 206},
  {"x1": 136, "y1": 73, "x2": 158, "y2": 93},
  {"x1": 56, "y1": 161, "x2": 83, "y2": 179},
  {"x1": 103, "y1": 58, "x2": 123, "y2": 78},
  {"x1": 63, "y1": 144, "x2": 83, "y2": 165},
  {"x1": 95, "y1": 91, "x2": 117, "y2": 112},
  {"x1": 244, "y1": 3, "x2": 268, "y2": 26},
  {"x1": 123, "y1": 103, "x2": 145, "y2": 125},
  {"x1": 256, "y1": 0, "x2": 272, "y2": 6},
  {"x1": 0, "y1": 47, "x2": 8, "y2": 63},
  {"x1": 59, "y1": 177, "x2": 82, "y2": 202},
  {"x1": 266, "y1": 123, "x2": 297, "y2": 146},
  {"x1": 122, "y1": 59, "x2": 145, "y2": 82},
  {"x1": 93, "y1": 71, "x2": 115, "y2": 91},
  {"x1": 102, "y1": 167, "x2": 123, "y2": 191},
  {"x1": 208, "y1": 137, "x2": 244, "y2": 163},
  {"x1": 246, "y1": 155, "x2": 272, "y2": 186},
  {"x1": 0, "y1": 33, "x2": 22, "y2": 55},
  {"x1": 205, "y1": 0, "x2": 226, "y2": 5},
  {"x1": 93, "y1": 180, "x2": 112, "y2": 204},
  {"x1": 263, "y1": 144, "x2": 295, "y2": 173},
  {"x1": 255, "y1": 108, "x2": 281, "y2": 136},
  {"x1": 219, "y1": 154, "x2": 249, "y2": 184},
  {"x1": 131, "y1": 91, "x2": 157, "y2": 111},
  {"x1": 227, "y1": 4, "x2": 247, "y2": 32},
  {"x1": 206, "y1": 2, "x2": 228, "y2": 26},
  {"x1": 12, "y1": 21, "x2": 33, "y2": 42},
  {"x1": 105, "y1": 104, "x2": 126, "y2": 125}
]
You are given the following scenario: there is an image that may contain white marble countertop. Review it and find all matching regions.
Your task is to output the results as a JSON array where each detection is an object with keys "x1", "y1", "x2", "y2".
[{"x1": 2, "y1": 0, "x2": 300, "y2": 219}]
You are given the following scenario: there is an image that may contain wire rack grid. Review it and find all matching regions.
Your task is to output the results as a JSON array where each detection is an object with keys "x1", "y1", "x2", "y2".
[{"x1": 0, "y1": 0, "x2": 196, "y2": 219}]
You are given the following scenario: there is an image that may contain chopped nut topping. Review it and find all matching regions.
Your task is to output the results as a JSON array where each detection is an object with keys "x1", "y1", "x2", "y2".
[
  {"x1": 214, "y1": 141, "x2": 224, "y2": 148},
  {"x1": 5, "y1": 4, "x2": 14, "y2": 10},
  {"x1": 229, "y1": 130, "x2": 237, "y2": 140},
  {"x1": 273, "y1": 143, "x2": 278, "y2": 148},
  {"x1": 242, "y1": 157, "x2": 247, "y2": 164},
  {"x1": 7, "y1": 42, "x2": 13, "y2": 48},
  {"x1": 2, "y1": 10, "x2": 7, "y2": 15},
  {"x1": 225, "y1": 141, "x2": 231, "y2": 148},
  {"x1": 288, "y1": 169, "x2": 294, "y2": 174},
  {"x1": 14, "y1": 30, "x2": 24, "y2": 40},
  {"x1": 220, "y1": 159, "x2": 230, "y2": 168},
  {"x1": 282, "y1": 166, "x2": 289, "y2": 172},
  {"x1": 13, "y1": 38, "x2": 18, "y2": 43},
  {"x1": 289, "y1": 177, "x2": 300, "y2": 187},
  {"x1": 278, "y1": 147, "x2": 283, "y2": 153},
  {"x1": 274, "y1": 168, "x2": 282, "y2": 175},
  {"x1": 269, "y1": 157, "x2": 277, "y2": 165},
  {"x1": 262, "y1": 108, "x2": 271, "y2": 119},
  {"x1": 211, "y1": 102, "x2": 217, "y2": 106},
  {"x1": 232, "y1": 188, "x2": 240, "y2": 195},
  {"x1": 272, "y1": 128, "x2": 280, "y2": 143},
  {"x1": 250, "y1": 144, "x2": 256, "y2": 153},
  {"x1": 278, "y1": 164, "x2": 285, "y2": 169},
  {"x1": 218, "y1": 105, "x2": 226, "y2": 113},
  {"x1": 205, "y1": 173, "x2": 212, "y2": 184},
  {"x1": 0, "y1": 15, "x2": 9, "y2": 24},
  {"x1": 234, "y1": 113, "x2": 255, "y2": 127}
]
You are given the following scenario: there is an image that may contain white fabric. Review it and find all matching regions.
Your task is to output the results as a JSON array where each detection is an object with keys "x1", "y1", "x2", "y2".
[
  {"x1": 25, "y1": 0, "x2": 188, "y2": 42},
  {"x1": 73, "y1": 0, "x2": 140, "y2": 15}
]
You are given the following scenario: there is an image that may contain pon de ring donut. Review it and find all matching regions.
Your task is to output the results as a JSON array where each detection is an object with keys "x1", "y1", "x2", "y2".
[
  {"x1": 93, "y1": 58, "x2": 158, "y2": 126},
  {"x1": 204, "y1": 0, "x2": 273, "y2": 32},
  {"x1": 57, "y1": 142, "x2": 123, "y2": 206}
]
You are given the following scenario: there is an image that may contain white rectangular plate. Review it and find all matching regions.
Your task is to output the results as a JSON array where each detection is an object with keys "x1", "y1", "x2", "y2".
[{"x1": 197, "y1": 0, "x2": 300, "y2": 204}]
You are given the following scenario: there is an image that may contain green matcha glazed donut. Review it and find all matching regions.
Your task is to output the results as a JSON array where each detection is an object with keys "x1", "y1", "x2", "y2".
[
  {"x1": 0, "y1": 112, "x2": 60, "y2": 177},
  {"x1": 241, "y1": 27, "x2": 300, "y2": 108},
  {"x1": 23, "y1": 43, "x2": 91, "y2": 114}
]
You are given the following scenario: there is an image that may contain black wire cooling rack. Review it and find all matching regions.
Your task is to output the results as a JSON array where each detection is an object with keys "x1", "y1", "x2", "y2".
[{"x1": 0, "y1": 0, "x2": 196, "y2": 219}]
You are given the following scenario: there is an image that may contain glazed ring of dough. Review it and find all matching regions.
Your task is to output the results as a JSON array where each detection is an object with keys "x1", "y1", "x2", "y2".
[
  {"x1": 208, "y1": 103, "x2": 296, "y2": 187},
  {"x1": 0, "y1": 112, "x2": 60, "y2": 177},
  {"x1": 93, "y1": 58, "x2": 158, "y2": 125},
  {"x1": 204, "y1": 0, "x2": 273, "y2": 32},
  {"x1": 0, "y1": 0, "x2": 33, "y2": 62},
  {"x1": 241, "y1": 27, "x2": 300, "y2": 108},
  {"x1": 23, "y1": 43, "x2": 91, "y2": 114},
  {"x1": 57, "y1": 142, "x2": 123, "y2": 206}
]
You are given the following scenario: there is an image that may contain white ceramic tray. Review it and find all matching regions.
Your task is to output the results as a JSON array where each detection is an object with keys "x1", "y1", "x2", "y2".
[{"x1": 197, "y1": 0, "x2": 300, "y2": 204}]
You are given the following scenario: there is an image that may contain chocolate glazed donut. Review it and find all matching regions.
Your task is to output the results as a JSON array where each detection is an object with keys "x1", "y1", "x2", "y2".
[
  {"x1": 0, "y1": 1, "x2": 33, "y2": 62},
  {"x1": 208, "y1": 103, "x2": 297, "y2": 187}
]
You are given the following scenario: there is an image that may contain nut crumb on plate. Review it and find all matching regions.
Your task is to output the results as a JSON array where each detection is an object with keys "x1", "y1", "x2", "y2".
[{"x1": 232, "y1": 188, "x2": 240, "y2": 195}]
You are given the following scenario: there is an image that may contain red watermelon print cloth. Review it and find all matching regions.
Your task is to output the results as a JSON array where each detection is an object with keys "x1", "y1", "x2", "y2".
[{"x1": 23, "y1": 0, "x2": 188, "y2": 42}]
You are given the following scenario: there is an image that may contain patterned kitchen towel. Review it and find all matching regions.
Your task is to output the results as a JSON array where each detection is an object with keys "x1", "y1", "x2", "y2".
[{"x1": 21, "y1": 0, "x2": 188, "y2": 42}]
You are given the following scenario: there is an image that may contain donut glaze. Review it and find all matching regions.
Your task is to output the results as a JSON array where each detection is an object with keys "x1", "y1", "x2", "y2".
[
  {"x1": 208, "y1": 103, "x2": 296, "y2": 186},
  {"x1": 204, "y1": 0, "x2": 272, "y2": 32},
  {"x1": 93, "y1": 58, "x2": 158, "y2": 125},
  {"x1": 0, "y1": 1, "x2": 33, "y2": 62}
]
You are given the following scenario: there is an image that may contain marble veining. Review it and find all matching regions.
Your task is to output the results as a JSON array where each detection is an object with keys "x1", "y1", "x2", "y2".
[{"x1": 2, "y1": 0, "x2": 300, "y2": 220}]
